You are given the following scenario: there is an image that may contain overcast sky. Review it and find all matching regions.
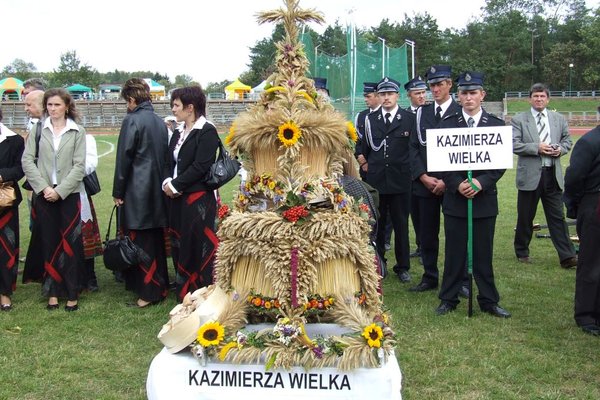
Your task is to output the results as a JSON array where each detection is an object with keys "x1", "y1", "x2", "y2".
[{"x1": 2, "y1": 0, "x2": 597, "y2": 86}]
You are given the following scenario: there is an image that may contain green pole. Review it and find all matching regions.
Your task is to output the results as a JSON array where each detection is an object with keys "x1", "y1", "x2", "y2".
[{"x1": 467, "y1": 170, "x2": 478, "y2": 318}]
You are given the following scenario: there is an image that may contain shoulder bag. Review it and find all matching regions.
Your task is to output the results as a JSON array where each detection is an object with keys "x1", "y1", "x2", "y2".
[
  {"x1": 204, "y1": 138, "x2": 241, "y2": 190},
  {"x1": 102, "y1": 205, "x2": 140, "y2": 272},
  {"x1": 83, "y1": 171, "x2": 101, "y2": 196},
  {"x1": 0, "y1": 182, "x2": 16, "y2": 211}
]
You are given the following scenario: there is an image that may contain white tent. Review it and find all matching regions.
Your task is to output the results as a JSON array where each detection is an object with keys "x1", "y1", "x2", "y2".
[{"x1": 252, "y1": 80, "x2": 267, "y2": 93}]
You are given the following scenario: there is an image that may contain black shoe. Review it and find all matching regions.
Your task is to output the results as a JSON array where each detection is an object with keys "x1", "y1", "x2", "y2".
[
  {"x1": 396, "y1": 270, "x2": 411, "y2": 283},
  {"x1": 459, "y1": 285, "x2": 470, "y2": 298},
  {"x1": 517, "y1": 256, "x2": 532, "y2": 264},
  {"x1": 87, "y1": 280, "x2": 99, "y2": 293},
  {"x1": 46, "y1": 303, "x2": 59, "y2": 311},
  {"x1": 560, "y1": 256, "x2": 578, "y2": 269},
  {"x1": 64, "y1": 304, "x2": 79, "y2": 312},
  {"x1": 409, "y1": 248, "x2": 421, "y2": 258},
  {"x1": 481, "y1": 305, "x2": 511, "y2": 318},
  {"x1": 435, "y1": 302, "x2": 456, "y2": 315},
  {"x1": 409, "y1": 281, "x2": 437, "y2": 292},
  {"x1": 580, "y1": 324, "x2": 600, "y2": 336},
  {"x1": 169, "y1": 281, "x2": 177, "y2": 291},
  {"x1": 0, "y1": 304, "x2": 12, "y2": 311}
]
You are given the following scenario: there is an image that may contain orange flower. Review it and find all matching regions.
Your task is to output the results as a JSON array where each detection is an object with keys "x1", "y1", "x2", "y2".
[{"x1": 252, "y1": 297, "x2": 262, "y2": 307}]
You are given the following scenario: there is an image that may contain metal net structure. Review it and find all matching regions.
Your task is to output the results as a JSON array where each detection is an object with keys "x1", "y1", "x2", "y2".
[{"x1": 301, "y1": 25, "x2": 410, "y2": 119}]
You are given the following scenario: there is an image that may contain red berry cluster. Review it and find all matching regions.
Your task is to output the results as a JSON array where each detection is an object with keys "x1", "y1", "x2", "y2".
[
  {"x1": 282, "y1": 205, "x2": 309, "y2": 223},
  {"x1": 217, "y1": 204, "x2": 230, "y2": 219}
]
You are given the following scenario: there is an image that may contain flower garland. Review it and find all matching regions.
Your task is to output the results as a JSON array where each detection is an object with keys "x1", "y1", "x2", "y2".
[{"x1": 190, "y1": 301, "x2": 395, "y2": 370}]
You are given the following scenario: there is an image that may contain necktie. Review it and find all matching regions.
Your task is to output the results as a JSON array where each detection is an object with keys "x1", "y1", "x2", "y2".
[
  {"x1": 467, "y1": 117, "x2": 475, "y2": 128},
  {"x1": 435, "y1": 106, "x2": 442, "y2": 123},
  {"x1": 537, "y1": 112, "x2": 549, "y2": 143},
  {"x1": 385, "y1": 112, "x2": 391, "y2": 127}
]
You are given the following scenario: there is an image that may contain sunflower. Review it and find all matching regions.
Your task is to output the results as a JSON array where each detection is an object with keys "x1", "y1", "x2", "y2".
[
  {"x1": 277, "y1": 121, "x2": 302, "y2": 147},
  {"x1": 346, "y1": 121, "x2": 358, "y2": 143},
  {"x1": 361, "y1": 323, "x2": 384, "y2": 348},
  {"x1": 224, "y1": 124, "x2": 235, "y2": 145},
  {"x1": 197, "y1": 321, "x2": 225, "y2": 347}
]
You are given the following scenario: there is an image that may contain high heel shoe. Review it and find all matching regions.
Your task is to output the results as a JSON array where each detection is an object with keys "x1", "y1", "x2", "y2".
[{"x1": 46, "y1": 303, "x2": 59, "y2": 310}]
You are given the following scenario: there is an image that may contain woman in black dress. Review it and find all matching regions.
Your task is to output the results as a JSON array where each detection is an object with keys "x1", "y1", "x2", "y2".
[
  {"x1": 0, "y1": 108, "x2": 25, "y2": 311},
  {"x1": 163, "y1": 86, "x2": 219, "y2": 302}
]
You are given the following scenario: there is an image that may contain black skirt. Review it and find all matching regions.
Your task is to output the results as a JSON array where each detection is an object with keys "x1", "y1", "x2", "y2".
[
  {"x1": 0, "y1": 207, "x2": 19, "y2": 296},
  {"x1": 168, "y1": 190, "x2": 217, "y2": 302},
  {"x1": 26, "y1": 193, "x2": 84, "y2": 301}
]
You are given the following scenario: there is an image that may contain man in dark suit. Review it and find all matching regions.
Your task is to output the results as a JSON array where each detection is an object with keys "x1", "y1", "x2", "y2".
[
  {"x1": 361, "y1": 77, "x2": 416, "y2": 283},
  {"x1": 435, "y1": 72, "x2": 511, "y2": 318},
  {"x1": 355, "y1": 82, "x2": 381, "y2": 180},
  {"x1": 564, "y1": 115, "x2": 600, "y2": 336},
  {"x1": 512, "y1": 83, "x2": 577, "y2": 268},
  {"x1": 404, "y1": 76, "x2": 428, "y2": 259},
  {"x1": 408, "y1": 65, "x2": 462, "y2": 293}
]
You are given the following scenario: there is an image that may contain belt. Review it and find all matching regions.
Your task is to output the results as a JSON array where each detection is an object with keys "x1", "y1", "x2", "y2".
[{"x1": 541, "y1": 166, "x2": 554, "y2": 171}]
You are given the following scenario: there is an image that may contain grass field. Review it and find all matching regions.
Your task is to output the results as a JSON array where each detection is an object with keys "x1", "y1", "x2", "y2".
[{"x1": 1, "y1": 132, "x2": 599, "y2": 399}]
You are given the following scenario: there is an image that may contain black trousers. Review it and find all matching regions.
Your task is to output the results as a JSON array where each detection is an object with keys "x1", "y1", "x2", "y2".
[
  {"x1": 514, "y1": 167, "x2": 576, "y2": 261},
  {"x1": 410, "y1": 193, "x2": 421, "y2": 249},
  {"x1": 414, "y1": 195, "x2": 442, "y2": 285},
  {"x1": 440, "y1": 215, "x2": 500, "y2": 307},
  {"x1": 377, "y1": 193, "x2": 410, "y2": 271},
  {"x1": 574, "y1": 193, "x2": 600, "y2": 327}
]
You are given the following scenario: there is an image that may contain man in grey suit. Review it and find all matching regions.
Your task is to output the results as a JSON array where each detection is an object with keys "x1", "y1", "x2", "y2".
[{"x1": 512, "y1": 83, "x2": 578, "y2": 268}]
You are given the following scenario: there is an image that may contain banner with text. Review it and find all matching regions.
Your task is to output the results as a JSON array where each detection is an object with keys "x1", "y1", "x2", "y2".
[{"x1": 426, "y1": 126, "x2": 513, "y2": 172}]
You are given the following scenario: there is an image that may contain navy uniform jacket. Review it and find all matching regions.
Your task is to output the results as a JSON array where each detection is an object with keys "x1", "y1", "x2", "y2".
[
  {"x1": 361, "y1": 108, "x2": 416, "y2": 195},
  {"x1": 354, "y1": 106, "x2": 380, "y2": 160},
  {"x1": 410, "y1": 100, "x2": 462, "y2": 197},
  {"x1": 439, "y1": 111, "x2": 506, "y2": 219}
]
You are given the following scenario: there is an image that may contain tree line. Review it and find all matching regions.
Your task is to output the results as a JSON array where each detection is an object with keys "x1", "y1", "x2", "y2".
[{"x1": 2, "y1": 0, "x2": 598, "y2": 101}]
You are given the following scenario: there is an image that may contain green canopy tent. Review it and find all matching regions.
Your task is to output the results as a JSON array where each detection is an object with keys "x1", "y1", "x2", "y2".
[
  {"x1": 66, "y1": 83, "x2": 93, "y2": 99},
  {"x1": 0, "y1": 77, "x2": 24, "y2": 100}
]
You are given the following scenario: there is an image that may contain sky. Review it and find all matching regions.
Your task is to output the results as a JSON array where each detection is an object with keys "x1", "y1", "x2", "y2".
[{"x1": 2, "y1": 0, "x2": 598, "y2": 87}]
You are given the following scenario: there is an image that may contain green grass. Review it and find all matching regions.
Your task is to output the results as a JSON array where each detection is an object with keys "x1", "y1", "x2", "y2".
[
  {"x1": 506, "y1": 98, "x2": 598, "y2": 113},
  {"x1": 1, "y1": 134, "x2": 599, "y2": 399}
]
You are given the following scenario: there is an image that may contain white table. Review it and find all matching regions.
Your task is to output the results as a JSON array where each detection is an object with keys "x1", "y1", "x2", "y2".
[{"x1": 147, "y1": 345, "x2": 402, "y2": 400}]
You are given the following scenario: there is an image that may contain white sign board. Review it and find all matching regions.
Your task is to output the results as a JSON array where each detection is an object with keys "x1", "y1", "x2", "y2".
[{"x1": 426, "y1": 126, "x2": 513, "y2": 172}]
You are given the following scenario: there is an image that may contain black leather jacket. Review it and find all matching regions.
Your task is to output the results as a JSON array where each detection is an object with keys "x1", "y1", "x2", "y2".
[{"x1": 112, "y1": 101, "x2": 168, "y2": 229}]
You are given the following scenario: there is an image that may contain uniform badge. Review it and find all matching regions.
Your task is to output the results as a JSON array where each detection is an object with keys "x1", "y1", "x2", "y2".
[
  {"x1": 465, "y1": 73, "x2": 472, "y2": 81},
  {"x1": 430, "y1": 66, "x2": 436, "y2": 74}
]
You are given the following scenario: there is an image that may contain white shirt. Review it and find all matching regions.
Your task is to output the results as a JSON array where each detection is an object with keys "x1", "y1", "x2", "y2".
[
  {"x1": 43, "y1": 117, "x2": 80, "y2": 185},
  {"x1": 434, "y1": 97, "x2": 454, "y2": 117},
  {"x1": 462, "y1": 109, "x2": 483, "y2": 127}
]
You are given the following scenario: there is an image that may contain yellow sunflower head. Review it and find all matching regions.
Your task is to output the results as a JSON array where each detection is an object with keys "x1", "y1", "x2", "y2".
[
  {"x1": 224, "y1": 123, "x2": 235, "y2": 146},
  {"x1": 346, "y1": 121, "x2": 358, "y2": 143},
  {"x1": 197, "y1": 321, "x2": 225, "y2": 347},
  {"x1": 277, "y1": 121, "x2": 302, "y2": 147},
  {"x1": 361, "y1": 323, "x2": 384, "y2": 348}
]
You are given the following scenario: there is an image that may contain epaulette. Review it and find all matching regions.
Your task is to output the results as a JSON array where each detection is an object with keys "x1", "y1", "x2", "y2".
[{"x1": 485, "y1": 113, "x2": 505, "y2": 123}]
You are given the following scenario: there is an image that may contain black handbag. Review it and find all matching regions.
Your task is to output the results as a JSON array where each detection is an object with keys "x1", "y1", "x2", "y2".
[
  {"x1": 204, "y1": 139, "x2": 241, "y2": 190},
  {"x1": 102, "y1": 205, "x2": 140, "y2": 272},
  {"x1": 83, "y1": 171, "x2": 101, "y2": 196}
]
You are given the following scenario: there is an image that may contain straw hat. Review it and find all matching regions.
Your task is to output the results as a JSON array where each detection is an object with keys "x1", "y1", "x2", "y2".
[{"x1": 157, "y1": 285, "x2": 229, "y2": 353}]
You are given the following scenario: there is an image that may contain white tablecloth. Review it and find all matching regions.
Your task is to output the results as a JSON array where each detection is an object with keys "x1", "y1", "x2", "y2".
[{"x1": 147, "y1": 337, "x2": 402, "y2": 400}]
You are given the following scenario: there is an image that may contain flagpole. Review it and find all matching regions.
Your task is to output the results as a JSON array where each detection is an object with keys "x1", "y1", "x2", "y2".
[{"x1": 467, "y1": 170, "x2": 477, "y2": 318}]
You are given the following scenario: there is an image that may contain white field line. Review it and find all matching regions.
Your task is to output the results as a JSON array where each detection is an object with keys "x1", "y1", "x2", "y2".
[{"x1": 97, "y1": 140, "x2": 115, "y2": 158}]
